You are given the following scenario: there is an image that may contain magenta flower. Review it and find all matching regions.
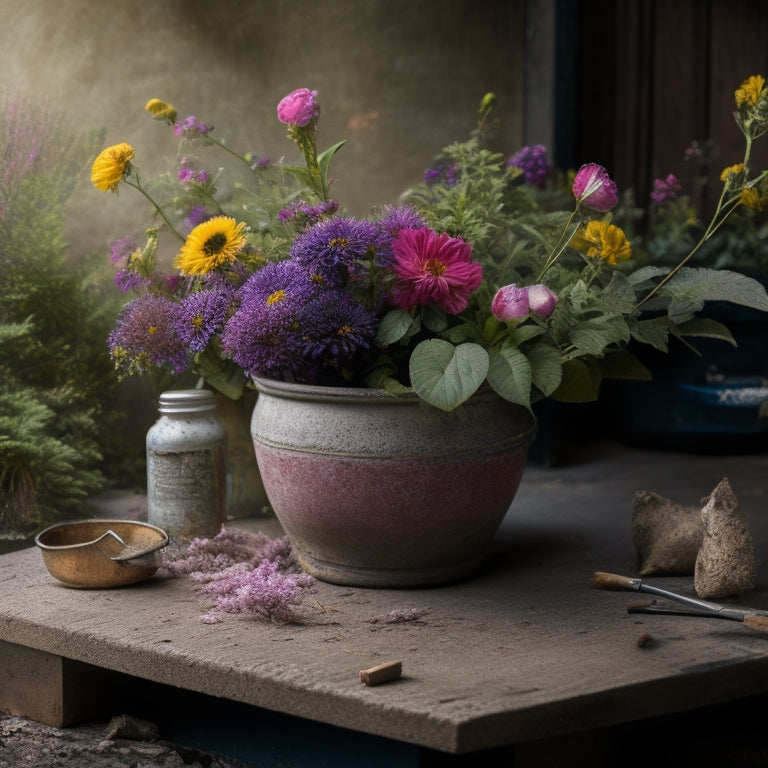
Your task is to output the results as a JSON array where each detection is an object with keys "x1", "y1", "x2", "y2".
[
  {"x1": 173, "y1": 115, "x2": 213, "y2": 139},
  {"x1": 491, "y1": 284, "x2": 529, "y2": 322},
  {"x1": 650, "y1": 173, "x2": 682, "y2": 204},
  {"x1": 276, "y1": 88, "x2": 319, "y2": 127},
  {"x1": 526, "y1": 283, "x2": 558, "y2": 318},
  {"x1": 390, "y1": 228, "x2": 482, "y2": 314},
  {"x1": 492, "y1": 283, "x2": 558, "y2": 322},
  {"x1": 572, "y1": 163, "x2": 619, "y2": 211}
]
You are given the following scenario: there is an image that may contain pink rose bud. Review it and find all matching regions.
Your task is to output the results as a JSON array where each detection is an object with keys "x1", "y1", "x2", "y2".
[
  {"x1": 491, "y1": 284, "x2": 530, "y2": 322},
  {"x1": 572, "y1": 163, "x2": 619, "y2": 211},
  {"x1": 276, "y1": 88, "x2": 319, "y2": 127},
  {"x1": 526, "y1": 283, "x2": 558, "y2": 318}
]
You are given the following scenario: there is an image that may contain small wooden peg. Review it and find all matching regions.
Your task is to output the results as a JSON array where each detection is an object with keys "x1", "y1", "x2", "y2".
[{"x1": 359, "y1": 660, "x2": 402, "y2": 686}]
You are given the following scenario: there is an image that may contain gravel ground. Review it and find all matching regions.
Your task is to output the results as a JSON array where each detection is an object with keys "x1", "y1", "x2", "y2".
[{"x1": 0, "y1": 713, "x2": 251, "y2": 768}]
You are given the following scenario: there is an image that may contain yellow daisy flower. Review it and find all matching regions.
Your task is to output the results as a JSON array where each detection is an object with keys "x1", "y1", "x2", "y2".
[
  {"x1": 145, "y1": 98, "x2": 177, "y2": 124},
  {"x1": 175, "y1": 216, "x2": 247, "y2": 275},
  {"x1": 91, "y1": 143, "x2": 135, "y2": 193},
  {"x1": 735, "y1": 75, "x2": 765, "y2": 108},
  {"x1": 570, "y1": 220, "x2": 631, "y2": 265}
]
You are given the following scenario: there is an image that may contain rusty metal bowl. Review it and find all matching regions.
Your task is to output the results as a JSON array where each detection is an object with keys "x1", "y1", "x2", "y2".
[{"x1": 35, "y1": 519, "x2": 169, "y2": 588}]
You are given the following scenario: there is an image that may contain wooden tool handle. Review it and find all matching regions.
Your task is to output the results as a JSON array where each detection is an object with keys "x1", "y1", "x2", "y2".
[{"x1": 592, "y1": 571, "x2": 638, "y2": 591}]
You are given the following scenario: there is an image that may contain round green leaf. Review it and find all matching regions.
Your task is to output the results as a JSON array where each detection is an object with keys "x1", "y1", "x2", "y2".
[{"x1": 409, "y1": 339, "x2": 489, "y2": 411}]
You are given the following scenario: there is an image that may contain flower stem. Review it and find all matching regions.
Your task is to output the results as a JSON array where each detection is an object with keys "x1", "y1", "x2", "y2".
[
  {"x1": 124, "y1": 175, "x2": 185, "y2": 242},
  {"x1": 536, "y1": 207, "x2": 581, "y2": 281}
]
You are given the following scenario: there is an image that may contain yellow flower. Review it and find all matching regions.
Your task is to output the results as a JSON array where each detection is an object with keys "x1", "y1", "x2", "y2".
[
  {"x1": 91, "y1": 143, "x2": 135, "y2": 193},
  {"x1": 720, "y1": 163, "x2": 745, "y2": 182},
  {"x1": 735, "y1": 75, "x2": 765, "y2": 108},
  {"x1": 570, "y1": 220, "x2": 631, "y2": 265},
  {"x1": 741, "y1": 186, "x2": 767, "y2": 212},
  {"x1": 145, "y1": 98, "x2": 177, "y2": 124},
  {"x1": 175, "y1": 216, "x2": 246, "y2": 275}
]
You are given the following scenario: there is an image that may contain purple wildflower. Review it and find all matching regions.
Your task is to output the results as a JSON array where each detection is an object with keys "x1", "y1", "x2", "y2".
[
  {"x1": 114, "y1": 268, "x2": 150, "y2": 293},
  {"x1": 162, "y1": 528, "x2": 297, "y2": 575},
  {"x1": 424, "y1": 163, "x2": 460, "y2": 188},
  {"x1": 290, "y1": 216, "x2": 380, "y2": 286},
  {"x1": 176, "y1": 289, "x2": 231, "y2": 352},
  {"x1": 109, "y1": 235, "x2": 137, "y2": 265},
  {"x1": 506, "y1": 144, "x2": 551, "y2": 187},
  {"x1": 173, "y1": 115, "x2": 213, "y2": 139},
  {"x1": 277, "y1": 199, "x2": 339, "y2": 225},
  {"x1": 178, "y1": 167, "x2": 209, "y2": 186},
  {"x1": 251, "y1": 156, "x2": 270, "y2": 170},
  {"x1": 650, "y1": 173, "x2": 682, "y2": 204},
  {"x1": 107, "y1": 294, "x2": 189, "y2": 375},
  {"x1": 183, "y1": 204, "x2": 213, "y2": 234},
  {"x1": 196, "y1": 559, "x2": 315, "y2": 623}
]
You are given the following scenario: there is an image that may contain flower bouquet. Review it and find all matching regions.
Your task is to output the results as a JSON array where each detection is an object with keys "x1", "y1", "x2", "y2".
[{"x1": 95, "y1": 78, "x2": 768, "y2": 414}]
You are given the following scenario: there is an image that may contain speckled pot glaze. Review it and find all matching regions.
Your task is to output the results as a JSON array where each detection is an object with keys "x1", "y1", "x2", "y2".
[{"x1": 250, "y1": 377, "x2": 537, "y2": 588}]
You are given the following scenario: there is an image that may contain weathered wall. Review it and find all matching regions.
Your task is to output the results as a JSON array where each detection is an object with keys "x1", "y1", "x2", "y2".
[{"x1": 0, "y1": 0, "x2": 526, "y2": 257}]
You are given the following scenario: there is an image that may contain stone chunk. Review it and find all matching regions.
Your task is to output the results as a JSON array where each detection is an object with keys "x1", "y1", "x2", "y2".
[
  {"x1": 632, "y1": 490, "x2": 704, "y2": 576},
  {"x1": 695, "y1": 477, "x2": 756, "y2": 599}
]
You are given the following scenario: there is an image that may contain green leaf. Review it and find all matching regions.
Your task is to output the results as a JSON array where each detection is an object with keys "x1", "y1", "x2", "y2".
[
  {"x1": 675, "y1": 316, "x2": 737, "y2": 346},
  {"x1": 376, "y1": 309, "x2": 416, "y2": 345},
  {"x1": 664, "y1": 268, "x2": 768, "y2": 323},
  {"x1": 551, "y1": 359, "x2": 601, "y2": 402},
  {"x1": 597, "y1": 349, "x2": 652, "y2": 381},
  {"x1": 567, "y1": 314, "x2": 630, "y2": 358},
  {"x1": 631, "y1": 316, "x2": 671, "y2": 351},
  {"x1": 527, "y1": 343, "x2": 563, "y2": 396},
  {"x1": 317, "y1": 140, "x2": 346, "y2": 191},
  {"x1": 487, "y1": 344, "x2": 533, "y2": 409},
  {"x1": 409, "y1": 339, "x2": 489, "y2": 411}
]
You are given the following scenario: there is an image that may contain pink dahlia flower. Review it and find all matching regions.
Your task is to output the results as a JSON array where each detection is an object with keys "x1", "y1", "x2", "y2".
[
  {"x1": 390, "y1": 228, "x2": 482, "y2": 314},
  {"x1": 491, "y1": 284, "x2": 530, "y2": 322},
  {"x1": 276, "y1": 88, "x2": 319, "y2": 127},
  {"x1": 572, "y1": 163, "x2": 619, "y2": 211}
]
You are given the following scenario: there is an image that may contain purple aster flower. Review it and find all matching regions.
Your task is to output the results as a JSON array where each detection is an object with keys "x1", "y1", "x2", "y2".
[
  {"x1": 107, "y1": 294, "x2": 189, "y2": 375},
  {"x1": 176, "y1": 289, "x2": 231, "y2": 352},
  {"x1": 290, "y1": 217, "x2": 380, "y2": 287},
  {"x1": 114, "y1": 268, "x2": 150, "y2": 293},
  {"x1": 221, "y1": 260, "x2": 319, "y2": 380},
  {"x1": 251, "y1": 157, "x2": 270, "y2": 170},
  {"x1": 173, "y1": 115, "x2": 213, "y2": 139},
  {"x1": 507, "y1": 145, "x2": 551, "y2": 187},
  {"x1": 297, "y1": 289, "x2": 379, "y2": 366},
  {"x1": 374, "y1": 205, "x2": 426, "y2": 266},
  {"x1": 183, "y1": 204, "x2": 213, "y2": 234},
  {"x1": 650, "y1": 173, "x2": 682, "y2": 205},
  {"x1": 109, "y1": 235, "x2": 137, "y2": 265}
]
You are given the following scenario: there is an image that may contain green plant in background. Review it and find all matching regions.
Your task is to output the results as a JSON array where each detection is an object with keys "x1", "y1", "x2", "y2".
[{"x1": 0, "y1": 93, "x2": 121, "y2": 536}]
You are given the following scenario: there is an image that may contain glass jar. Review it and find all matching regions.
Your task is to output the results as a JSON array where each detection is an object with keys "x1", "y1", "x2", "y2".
[{"x1": 146, "y1": 389, "x2": 227, "y2": 545}]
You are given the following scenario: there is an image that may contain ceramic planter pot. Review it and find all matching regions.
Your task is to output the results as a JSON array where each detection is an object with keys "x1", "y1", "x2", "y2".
[{"x1": 250, "y1": 377, "x2": 536, "y2": 588}]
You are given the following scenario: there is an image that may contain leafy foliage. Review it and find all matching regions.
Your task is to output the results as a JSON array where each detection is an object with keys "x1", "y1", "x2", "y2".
[{"x1": 0, "y1": 93, "x2": 123, "y2": 534}]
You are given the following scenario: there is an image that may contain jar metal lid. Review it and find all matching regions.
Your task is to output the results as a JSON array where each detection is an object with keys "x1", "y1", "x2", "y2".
[{"x1": 158, "y1": 389, "x2": 218, "y2": 414}]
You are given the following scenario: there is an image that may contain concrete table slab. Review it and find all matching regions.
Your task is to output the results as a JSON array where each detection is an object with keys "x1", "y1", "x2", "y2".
[{"x1": 1, "y1": 442, "x2": 768, "y2": 761}]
